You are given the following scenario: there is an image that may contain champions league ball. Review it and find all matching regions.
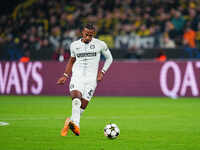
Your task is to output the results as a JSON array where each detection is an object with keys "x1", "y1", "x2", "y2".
[{"x1": 104, "y1": 123, "x2": 120, "y2": 139}]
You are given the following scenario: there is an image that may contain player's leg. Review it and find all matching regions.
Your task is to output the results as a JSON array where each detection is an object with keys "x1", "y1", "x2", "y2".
[
  {"x1": 61, "y1": 90, "x2": 80, "y2": 136},
  {"x1": 80, "y1": 98, "x2": 89, "y2": 115},
  {"x1": 80, "y1": 82, "x2": 96, "y2": 115},
  {"x1": 61, "y1": 79, "x2": 83, "y2": 136},
  {"x1": 61, "y1": 90, "x2": 82, "y2": 136},
  {"x1": 70, "y1": 90, "x2": 82, "y2": 127}
]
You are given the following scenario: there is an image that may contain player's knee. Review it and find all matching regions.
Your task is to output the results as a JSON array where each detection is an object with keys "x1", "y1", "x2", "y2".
[
  {"x1": 70, "y1": 90, "x2": 82, "y2": 99},
  {"x1": 72, "y1": 98, "x2": 81, "y2": 107}
]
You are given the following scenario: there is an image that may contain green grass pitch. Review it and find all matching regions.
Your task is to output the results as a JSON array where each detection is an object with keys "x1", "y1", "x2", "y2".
[{"x1": 0, "y1": 96, "x2": 200, "y2": 150}]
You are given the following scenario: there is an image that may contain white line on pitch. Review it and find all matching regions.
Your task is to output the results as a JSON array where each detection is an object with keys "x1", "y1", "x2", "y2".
[
  {"x1": 0, "y1": 115, "x2": 169, "y2": 121},
  {"x1": 0, "y1": 122, "x2": 9, "y2": 126}
]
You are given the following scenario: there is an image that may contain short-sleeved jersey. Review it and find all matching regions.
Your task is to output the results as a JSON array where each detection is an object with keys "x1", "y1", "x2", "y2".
[{"x1": 70, "y1": 38, "x2": 112, "y2": 81}]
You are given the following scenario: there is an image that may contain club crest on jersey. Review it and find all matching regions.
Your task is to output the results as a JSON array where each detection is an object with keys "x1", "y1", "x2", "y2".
[
  {"x1": 90, "y1": 45, "x2": 95, "y2": 49},
  {"x1": 77, "y1": 52, "x2": 96, "y2": 57}
]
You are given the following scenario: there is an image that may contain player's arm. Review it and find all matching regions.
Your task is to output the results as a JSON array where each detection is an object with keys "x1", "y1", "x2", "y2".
[
  {"x1": 97, "y1": 43, "x2": 113, "y2": 81},
  {"x1": 57, "y1": 43, "x2": 76, "y2": 85},
  {"x1": 57, "y1": 57, "x2": 76, "y2": 85},
  {"x1": 63, "y1": 56, "x2": 76, "y2": 78}
]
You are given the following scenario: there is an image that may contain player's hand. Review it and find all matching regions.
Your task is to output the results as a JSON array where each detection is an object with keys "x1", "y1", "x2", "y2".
[
  {"x1": 56, "y1": 76, "x2": 67, "y2": 85},
  {"x1": 97, "y1": 71, "x2": 104, "y2": 82}
]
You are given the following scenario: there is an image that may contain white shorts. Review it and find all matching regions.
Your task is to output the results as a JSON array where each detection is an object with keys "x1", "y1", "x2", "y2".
[{"x1": 69, "y1": 77, "x2": 97, "y2": 101}]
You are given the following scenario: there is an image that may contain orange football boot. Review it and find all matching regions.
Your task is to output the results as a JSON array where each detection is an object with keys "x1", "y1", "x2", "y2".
[
  {"x1": 69, "y1": 121, "x2": 80, "y2": 136},
  {"x1": 61, "y1": 118, "x2": 70, "y2": 136}
]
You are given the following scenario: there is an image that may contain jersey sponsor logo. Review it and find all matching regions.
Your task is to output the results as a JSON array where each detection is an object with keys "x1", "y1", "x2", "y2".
[{"x1": 77, "y1": 52, "x2": 96, "y2": 58}]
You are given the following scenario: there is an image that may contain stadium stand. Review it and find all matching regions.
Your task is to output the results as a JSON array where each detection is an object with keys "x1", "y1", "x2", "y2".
[{"x1": 1, "y1": 0, "x2": 200, "y2": 61}]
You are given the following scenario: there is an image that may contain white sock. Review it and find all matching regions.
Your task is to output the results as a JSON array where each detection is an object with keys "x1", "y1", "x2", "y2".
[
  {"x1": 71, "y1": 98, "x2": 81, "y2": 127},
  {"x1": 80, "y1": 108, "x2": 85, "y2": 116}
]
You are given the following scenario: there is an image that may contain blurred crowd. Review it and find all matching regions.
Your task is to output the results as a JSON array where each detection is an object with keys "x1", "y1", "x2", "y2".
[{"x1": 1, "y1": 0, "x2": 200, "y2": 61}]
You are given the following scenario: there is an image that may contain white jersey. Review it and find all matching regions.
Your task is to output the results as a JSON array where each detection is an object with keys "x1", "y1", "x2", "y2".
[{"x1": 70, "y1": 38, "x2": 113, "y2": 81}]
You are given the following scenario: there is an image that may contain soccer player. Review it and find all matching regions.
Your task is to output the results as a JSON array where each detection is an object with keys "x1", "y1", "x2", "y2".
[{"x1": 57, "y1": 24, "x2": 113, "y2": 136}]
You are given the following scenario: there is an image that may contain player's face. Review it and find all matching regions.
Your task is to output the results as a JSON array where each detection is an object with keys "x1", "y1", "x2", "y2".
[{"x1": 81, "y1": 28, "x2": 95, "y2": 43}]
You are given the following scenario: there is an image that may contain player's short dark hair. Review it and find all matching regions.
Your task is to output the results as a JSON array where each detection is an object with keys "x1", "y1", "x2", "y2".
[{"x1": 80, "y1": 23, "x2": 95, "y2": 31}]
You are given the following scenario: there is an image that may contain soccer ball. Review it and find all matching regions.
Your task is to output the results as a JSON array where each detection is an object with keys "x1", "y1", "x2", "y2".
[{"x1": 104, "y1": 123, "x2": 120, "y2": 139}]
